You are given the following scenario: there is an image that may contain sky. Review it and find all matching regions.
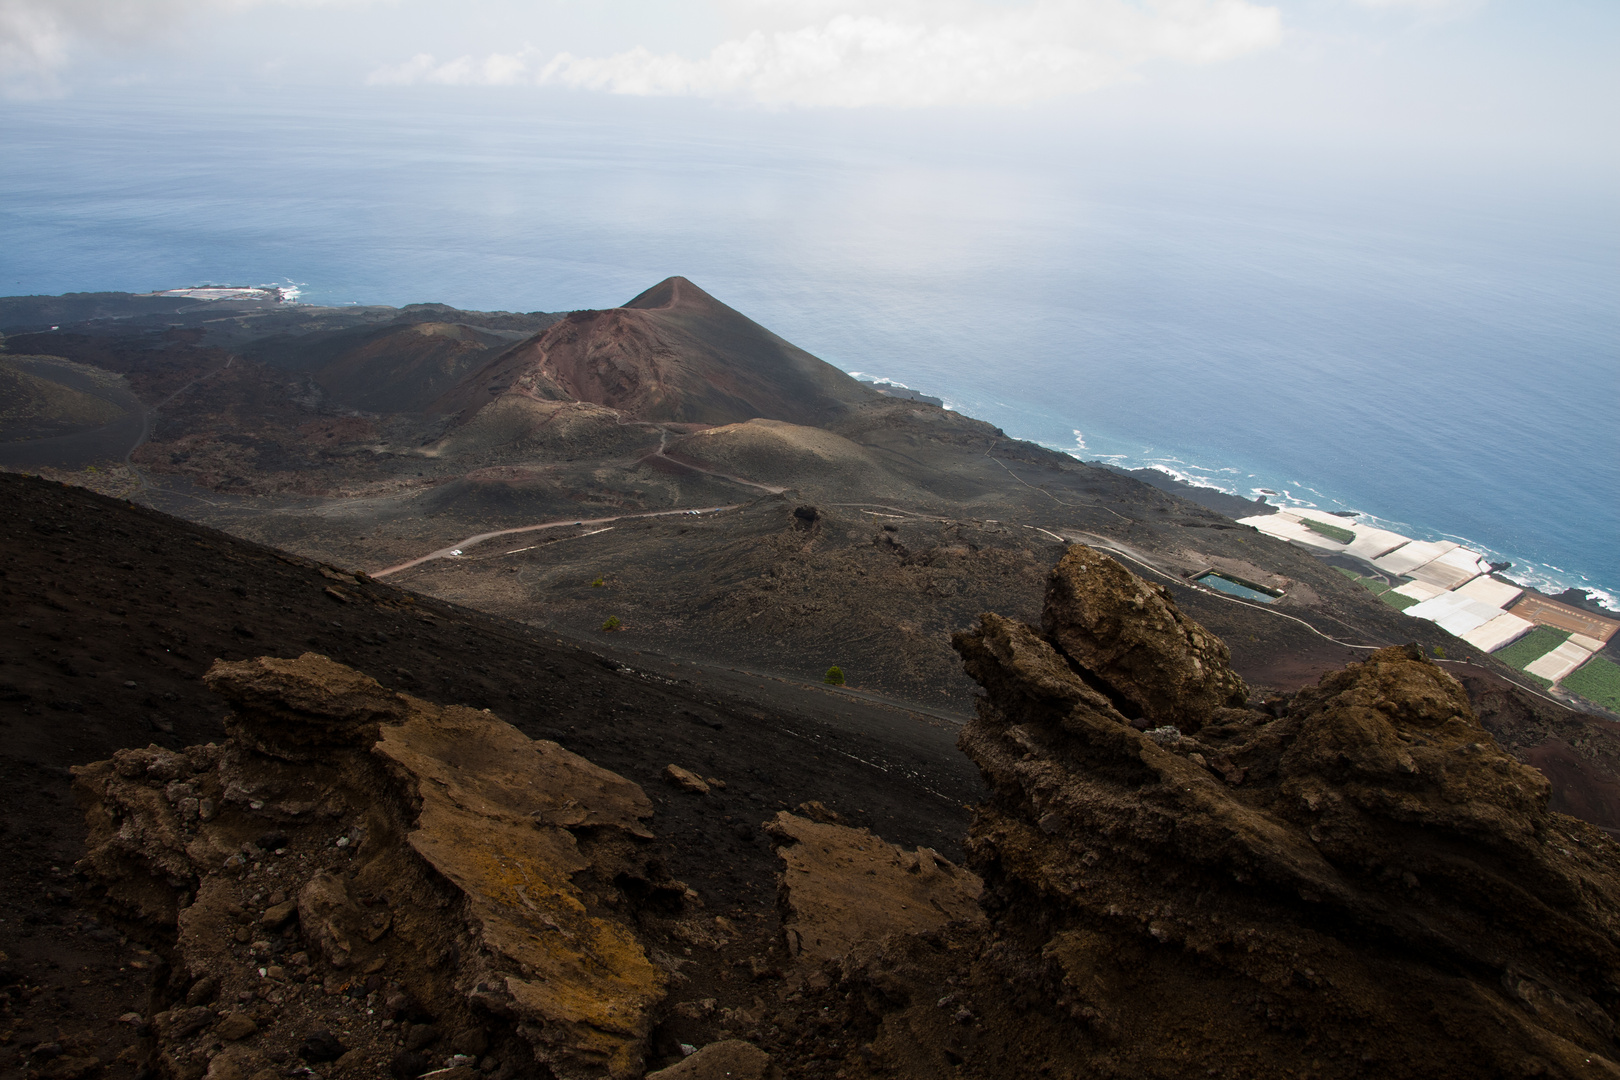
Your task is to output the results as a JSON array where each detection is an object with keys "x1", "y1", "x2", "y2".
[
  {"x1": 1, "y1": 0, "x2": 1615, "y2": 179},
  {"x1": 1, "y1": 0, "x2": 1615, "y2": 603}
]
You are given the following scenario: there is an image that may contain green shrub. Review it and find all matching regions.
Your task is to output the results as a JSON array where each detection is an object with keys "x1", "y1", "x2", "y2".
[
  {"x1": 1563, "y1": 656, "x2": 1620, "y2": 713},
  {"x1": 600, "y1": 615, "x2": 621, "y2": 632},
  {"x1": 590, "y1": 576, "x2": 606, "y2": 587},
  {"x1": 824, "y1": 666, "x2": 845, "y2": 686},
  {"x1": 1301, "y1": 517, "x2": 1354, "y2": 544},
  {"x1": 1432, "y1": 645, "x2": 1446, "y2": 659}
]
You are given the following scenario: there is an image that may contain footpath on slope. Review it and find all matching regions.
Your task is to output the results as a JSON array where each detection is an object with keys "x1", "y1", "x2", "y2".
[{"x1": 370, "y1": 504, "x2": 742, "y2": 578}]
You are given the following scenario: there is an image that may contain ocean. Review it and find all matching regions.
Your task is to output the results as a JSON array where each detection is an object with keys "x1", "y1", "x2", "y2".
[{"x1": 3, "y1": 89, "x2": 1615, "y2": 609}]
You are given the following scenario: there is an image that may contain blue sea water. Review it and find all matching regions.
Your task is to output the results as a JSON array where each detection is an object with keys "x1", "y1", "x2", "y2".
[{"x1": 2, "y1": 90, "x2": 1616, "y2": 609}]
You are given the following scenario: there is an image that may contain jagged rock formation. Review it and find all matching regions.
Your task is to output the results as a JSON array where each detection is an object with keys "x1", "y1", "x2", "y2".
[
  {"x1": 46, "y1": 495, "x2": 1620, "y2": 1079},
  {"x1": 1040, "y1": 544, "x2": 1249, "y2": 730},
  {"x1": 944, "y1": 544, "x2": 1620, "y2": 1078},
  {"x1": 73, "y1": 654, "x2": 680, "y2": 1079}
]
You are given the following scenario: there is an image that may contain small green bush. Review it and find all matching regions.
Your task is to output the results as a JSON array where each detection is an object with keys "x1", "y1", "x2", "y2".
[
  {"x1": 1301, "y1": 517, "x2": 1354, "y2": 544},
  {"x1": 1432, "y1": 645, "x2": 1446, "y2": 659},
  {"x1": 600, "y1": 615, "x2": 621, "y2": 632},
  {"x1": 590, "y1": 576, "x2": 606, "y2": 587},
  {"x1": 824, "y1": 666, "x2": 845, "y2": 686}
]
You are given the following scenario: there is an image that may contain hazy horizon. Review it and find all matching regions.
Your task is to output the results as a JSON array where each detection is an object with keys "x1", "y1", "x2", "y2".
[
  {"x1": 2, "y1": 0, "x2": 1616, "y2": 607},
  {"x1": 3, "y1": 1, "x2": 1615, "y2": 172}
]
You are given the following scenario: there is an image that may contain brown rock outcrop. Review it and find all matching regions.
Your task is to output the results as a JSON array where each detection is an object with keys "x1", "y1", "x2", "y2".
[
  {"x1": 644, "y1": 1039, "x2": 778, "y2": 1080},
  {"x1": 1041, "y1": 543, "x2": 1248, "y2": 729},
  {"x1": 943, "y1": 544, "x2": 1620, "y2": 1077},
  {"x1": 74, "y1": 653, "x2": 674, "y2": 1079},
  {"x1": 765, "y1": 811, "x2": 984, "y2": 972},
  {"x1": 206, "y1": 653, "x2": 406, "y2": 760}
]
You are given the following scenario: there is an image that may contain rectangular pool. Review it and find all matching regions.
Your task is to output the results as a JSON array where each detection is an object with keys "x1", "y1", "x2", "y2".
[{"x1": 1195, "y1": 572, "x2": 1281, "y2": 603}]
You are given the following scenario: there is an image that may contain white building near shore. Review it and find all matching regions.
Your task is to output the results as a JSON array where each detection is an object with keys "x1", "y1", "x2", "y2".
[{"x1": 1235, "y1": 510, "x2": 1576, "y2": 674}]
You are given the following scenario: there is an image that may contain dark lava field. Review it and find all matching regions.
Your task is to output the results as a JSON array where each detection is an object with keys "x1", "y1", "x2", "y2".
[{"x1": 4, "y1": 281, "x2": 1620, "y2": 1079}]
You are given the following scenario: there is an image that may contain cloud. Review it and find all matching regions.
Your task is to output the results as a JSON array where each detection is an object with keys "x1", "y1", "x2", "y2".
[
  {"x1": 1, "y1": 0, "x2": 190, "y2": 91},
  {"x1": 372, "y1": 49, "x2": 540, "y2": 88},
  {"x1": 0, "y1": 0, "x2": 371, "y2": 95},
  {"x1": 368, "y1": 0, "x2": 1284, "y2": 108},
  {"x1": 1346, "y1": 0, "x2": 1483, "y2": 16}
]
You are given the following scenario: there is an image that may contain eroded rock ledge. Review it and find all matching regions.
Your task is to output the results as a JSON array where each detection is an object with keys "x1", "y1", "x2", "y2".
[
  {"x1": 74, "y1": 654, "x2": 677, "y2": 1080},
  {"x1": 940, "y1": 544, "x2": 1620, "y2": 1077},
  {"x1": 66, "y1": 547, "x2": 1620, "y2": 1080}
]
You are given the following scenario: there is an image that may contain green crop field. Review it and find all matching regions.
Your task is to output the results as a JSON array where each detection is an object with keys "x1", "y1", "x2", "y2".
[
  {"x1": 1302, "y1": 517, "x2": 1355, "y2": 544},
  {"x1": 1333, "y1": 566, "x2": 1417, "y2": 609},
  {"x1": 1563, "y1": 656, "x2": 1620, "y2": 713},
  {"x1": 1492, "y1": 626, "x2": 1572, "y2": 671}
]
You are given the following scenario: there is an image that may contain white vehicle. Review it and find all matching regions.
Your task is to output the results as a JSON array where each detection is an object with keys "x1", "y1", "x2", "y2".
[{"x1": 450, "y1": 549, "x2": 463, "y2": 556}]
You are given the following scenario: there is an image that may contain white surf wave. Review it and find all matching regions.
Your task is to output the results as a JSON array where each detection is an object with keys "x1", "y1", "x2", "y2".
[
  {"x1": 1054, "y1": 443, "x2": 1617, "y2": 614},
  {"x1": 846, "y1": 370, "x2": 912, "y2": 390}
]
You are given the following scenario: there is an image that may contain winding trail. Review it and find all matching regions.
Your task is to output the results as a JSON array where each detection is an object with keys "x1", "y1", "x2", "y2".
[
  {"x1": 1058, "y1": 526, "x2": 1390, "y2": 650},
  {"x1": 0, "y1": 355, "x2": 236, "y2": 479},
  {"x1": 829, "y1": 496, "x2": 1399, "y2": 654},
  {"x1": 370, "y1": 504, "x2": 741, "y2": 578},
  {"x1": 1045, "y1": 526, "x2": 1569, "y2": 705},
  {"x1": 352, "y1": 421, "x2": 1565, "y2": 708},
  {"x1": 984, "y1": 443, "x2": 1134, "y2": 522},
  {"x1": 642, "y1": 428, "x2": 788, "y2": 494},
  {"x1": 124, "y1": 356, "x2": 236, "y2": 498},
  {"x1": 372, "y1": 423, "x2": 790, "y2": 579}
]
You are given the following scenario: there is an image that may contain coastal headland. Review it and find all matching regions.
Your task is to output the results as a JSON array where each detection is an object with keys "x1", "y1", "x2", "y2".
[
  {"x1": 3, "y1": 279, "x2": 1620, "y2": 1076},
  {"x1": 1, "y1": 277, "x2": 1610, "y2": 717}
]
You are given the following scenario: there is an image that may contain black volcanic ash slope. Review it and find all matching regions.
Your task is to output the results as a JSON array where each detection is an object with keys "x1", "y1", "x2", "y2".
[{"x1": 0, "y1": 472, "x2": 981, "y2": 1078}]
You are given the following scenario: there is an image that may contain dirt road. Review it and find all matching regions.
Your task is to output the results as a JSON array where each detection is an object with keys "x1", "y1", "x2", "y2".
[{"x1": 371, "y1": 504, "x2": 743, "y2": 577}]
